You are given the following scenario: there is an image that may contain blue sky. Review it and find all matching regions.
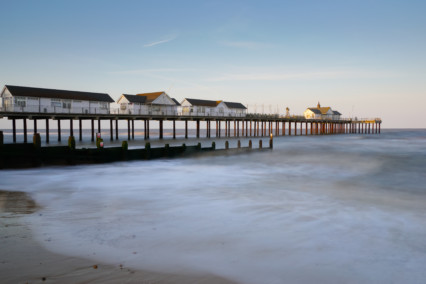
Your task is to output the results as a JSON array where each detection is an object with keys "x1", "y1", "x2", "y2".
[{"x1": 1, "y1": 0, "x2": 425, "y2": 127}]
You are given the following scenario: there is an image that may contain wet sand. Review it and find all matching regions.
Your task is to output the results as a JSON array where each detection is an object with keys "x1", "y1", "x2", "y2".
[{"x1": 0, "y1": 190, "x2": 237, "y2": 284}]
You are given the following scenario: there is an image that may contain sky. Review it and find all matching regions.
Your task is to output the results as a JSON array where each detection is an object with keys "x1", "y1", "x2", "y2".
[{"x1": 1, "y1": 0, "x2": 425, "y2": 128}]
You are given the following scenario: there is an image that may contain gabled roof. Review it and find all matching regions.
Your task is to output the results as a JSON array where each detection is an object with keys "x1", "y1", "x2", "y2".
[
  {"x1": 223, "y1": 102, "x2": 247, "y2": 109},
  {"x1": 184, "y1": 98, "x2": 221, "y2": 107},
  {"x1": 121, "y1": 94, "x2": 147, "y2": 103},
  {"x1": 333, "y1": 110, "x2": 342, "y2": 115},
  {"x1": 307, "y1": 108, "x2": 322, "y2": 114},
  {"x1": 171, "y1": 98, "x2": 181, "y2": 106},
  {"x1": 5, "y1": 85, "x2": 114, "y2": 102},
  {"x1": 136, "y1": 91, "x2": 165, "y2": 104}
]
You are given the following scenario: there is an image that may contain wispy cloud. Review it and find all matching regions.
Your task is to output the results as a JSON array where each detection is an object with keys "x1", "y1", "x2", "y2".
[
  {"x1": 206, "y1": 69, "x2": 398, "y2": 82},
  {"x1": 144, "y1": 35, "x2": 177, "y2": 47},
  {"x1": 109, "y1": 68, "x2": 196, "y2": 75},
  {"x1": 220, "y1": 41, "x2": 273, "y2": 49}
]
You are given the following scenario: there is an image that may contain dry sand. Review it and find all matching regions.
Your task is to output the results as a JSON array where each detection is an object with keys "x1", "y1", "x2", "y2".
[{"x1": 0, "y1": 190, "x2": 238, "y2": 284}]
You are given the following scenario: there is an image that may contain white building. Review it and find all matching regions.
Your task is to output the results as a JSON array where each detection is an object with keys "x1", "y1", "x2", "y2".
[
  {"x1": 180, "y1": 98, "x2": 247, "y2": 117},
  {"x1": 0, "y1": 85, "x2": 114, "y2": 114},
  {"x1": 180, "y1": 99, "x2": 220, "y2": 116},
  {"x1": 304, "y1": 102, "x2": 341, "y2": 120},
  {"x1": 216, "y1": 101, "x2": 247, "y2": 117},
  {"x1": 116, "y1": 92, "x2": 179, "y2": 115}
]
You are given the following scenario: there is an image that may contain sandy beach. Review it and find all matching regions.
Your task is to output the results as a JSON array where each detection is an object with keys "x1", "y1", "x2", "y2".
[{"x1": 0, "y1": 190, "x2": 237, "y2": 284}]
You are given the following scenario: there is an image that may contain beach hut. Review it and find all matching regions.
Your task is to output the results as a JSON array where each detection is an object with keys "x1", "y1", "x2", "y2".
[
  {"x1": 0, "y1": 85, "x2": 114, "y2": 114},
  {"x1": 117, "y1": 92, "x2": 179, "y2": 115}
]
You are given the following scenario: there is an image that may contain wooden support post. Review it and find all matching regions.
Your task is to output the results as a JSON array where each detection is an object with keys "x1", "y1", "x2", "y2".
[
  {"x1": 115, "y1": 119, "x2": 119, "y2": 140},
  {"x1": 127, "y1": 119, "x2": 131, "y2": 140},
  {"x1": 173, "y1": 120, "x2": 176, "y2": 139},
  {"x1": 147, "y1": 120, "x2": 150, "y2": 139},
  {"x1": 23, "y1": 118, "x2": 27, "y2": 143},
  {"x1": 12, "y1": 118, "x2": 16, "y2": 143},
  {"x1": 34, "y1": 119, "x2": 37, "y2": 134},
  {"x1": 46, "y1": 119, "x2": 49, "y2": 143},
  {"x1": 132, "y1": 119, "x2": 135, "y2": 139},
  {"x1": 98, "y1": 119, "x2": 101, "y2": 133},
  {"x1": 159, "y1": 120, "x2": 163, "y2": 139},
  {"x1": 246, "y1": 121, "x2": 248, "y2": 137},
  {"x1": 379, "y1": 123, "x2": 381, "y2": 134},
  {"x1": 196, "y1": 120, "x2": 200, "y2": 138},
  {"x1": 250, "y1": 121, "x2": 252, "y2": 136},
  {"x1": 185, "y1": 120, "x2": 188, "y2": 139},
  {"x1": 58, "y1": 120, "x2": 61, "y2": 141},
  {"x1": 288, "y1": 121, "x2": 292, "y2": 135},
  {"x1": 70, "y1": 119, "x2": 73, "y2": 137},
  {"x1": 300, "y1": 122, "x2": 303, "y2": 135},
  {"x1": 305, "y1": 122, "x2": 308, "y2": 135},
  {"x1": 228, "y1": 120, "x2": 231, "y2": 137},
  {"x1": 237, "y1": 120, "x2": 240, "y2": 137},
  {"x1": 234, "y1": 120, "x2": 236, "y2": 137},
  {"x1": 144, "y1": 120, "x2": 147, "y2": 139},
  {"x1": 91, "y1": 119, "x2": 94, "y2": 141},
  {"x1": 79, "y1": 119, "x2": 82, "y2": 141},
  {"x1": 110, "y1": 119, "x2": 113, "y2": 141},
  {"x1": 282, "y1": 121, "x2": 285, "y2": 136},
  {"x1": 225, "y1": 120, "x2": 228, "y2": 137}
]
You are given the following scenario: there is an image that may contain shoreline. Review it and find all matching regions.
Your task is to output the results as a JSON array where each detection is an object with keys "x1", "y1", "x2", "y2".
[{"x1": 0, "y1": 190, "x2": 238, "y2": 284}]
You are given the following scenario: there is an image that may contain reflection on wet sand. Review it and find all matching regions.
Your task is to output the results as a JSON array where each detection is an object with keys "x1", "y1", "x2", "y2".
[{"x1": 0, "y1": 190, "x2": 39, "y2": 214}]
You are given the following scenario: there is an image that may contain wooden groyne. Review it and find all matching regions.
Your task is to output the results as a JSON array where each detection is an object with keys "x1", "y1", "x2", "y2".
[{"x1": 0, "y1": 136, "x2": 271, "y2": 169}]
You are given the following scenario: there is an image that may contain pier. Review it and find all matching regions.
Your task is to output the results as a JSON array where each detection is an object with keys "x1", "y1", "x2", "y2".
[{"x1": 0, "y1": 110, "x2": 382, "y2": 144}]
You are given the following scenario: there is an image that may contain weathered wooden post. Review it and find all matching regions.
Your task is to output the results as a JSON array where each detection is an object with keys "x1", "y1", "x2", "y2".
[
  {"x1": 249, "y1": 140, "x2": 252, "y2": 149},
  {"x1": 159, "y1": 120, "x2": 163, "y2": 139},
  {"x1": 58, "y1": 119, "x2": 61, "y2": 142},
  {"x1": 91, "y1": 119, "x2": 95, "y2": 142},
  {"x1": 12, "y1": 118, "x2": 16, "y2": 143},
  {"x1": 46, "y1": 118, "x2": 49, "y2": 143},
  {"x1": 212, "y1": 141, "x2": 216, "y2": 150},
  {"x1": 33, "y1": 133, "x2": 41, "y2": 148},
  {"x1": 238, "y1": 140, "x2": 241, "y2": 148},
  {"x1": 225, "y1": 141, "x2": 229, "y2": 150},
  {"x1": 68, "y1": 136, "x2": 75, "y2": 150},
  {"x1": 23, "y1": 118, "x2": 27, "y2": 143},
  {"x1": 110, "y1": 119, "x2": 113, "y2": 141},
  {"x1": 132, "y1": 119, "x2": 135, "y2": 139},
  {"x1": 145, "y1": 142, "x2": 151, "y2": 159},
  {"x1": 185, "y1": 120, "x2": 188, "y2": 139},
  {"x1": 259, "y1": 140, "x2": 263, "y2": 149},
  {"x1": 127, "y1": 120, "x2": 130, "y2": 140},
  {"x1": 115, "y1": 119, "x2": 119, "y2": 140},
  {"x1": 269, "y1": 133, "x2": 273, "y2": 149}
]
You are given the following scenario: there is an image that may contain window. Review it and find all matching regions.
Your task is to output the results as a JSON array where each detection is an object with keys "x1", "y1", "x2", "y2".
[
  {"x1": 14, "y1": 97, "x2": 26, "y2": 107},
  {"x1": 62, "y1": 100, "x2": 71, "y2": 109},
  {"x1": 51, "y1": 99, "x2": 61, "y2": 107},
  {"x1": 100, "y1": 102, "x2": 108, "y2": 109}
]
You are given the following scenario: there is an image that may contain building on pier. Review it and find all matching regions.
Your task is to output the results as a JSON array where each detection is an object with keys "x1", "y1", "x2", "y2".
[
  {"x1": 304, "y1": 102, "x2": 341, "y2": 120},
  {"x1": 180, "y1": 98, "x2": 247, "y2": 117},
  {"x1": 0, "y1": 85, "x2": 114, "y2": 114},
  {"x1": 116, "y1": 91, "x2": 179, "y2": 115}
]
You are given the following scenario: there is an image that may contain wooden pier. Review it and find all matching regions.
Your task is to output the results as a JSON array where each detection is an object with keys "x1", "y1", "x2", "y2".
[{"x1": 0, "y1": 111, "x2": 382, "y2": 144}]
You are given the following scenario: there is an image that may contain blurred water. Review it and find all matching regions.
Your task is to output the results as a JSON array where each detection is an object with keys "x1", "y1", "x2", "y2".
[{"x1": 1, "y1": 129, "x2": 426, "y2": 283}]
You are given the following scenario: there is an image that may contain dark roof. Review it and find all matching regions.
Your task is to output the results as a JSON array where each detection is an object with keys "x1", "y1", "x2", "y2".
[
  {"x1": 171, "y1": 98, "x2": 181, "y2": 106},
  {"x1": 223, "y1": 102, "x2": 247, "y2": 109},
  {"x1": 333, "y1": 111, "x2": 342, "y2": 115},
  {"x1": 308, "y1": 108, "x2": 322, "y2": 114},
  {"x1": 5, "y1": 85, "x2": 114, "y2": 102},
  {"x1": 122, "y1": 94, "x2": 147, "y2": 103},
  {"x1": 184, "y1": 98, "x2": 220, "y2": 107}
]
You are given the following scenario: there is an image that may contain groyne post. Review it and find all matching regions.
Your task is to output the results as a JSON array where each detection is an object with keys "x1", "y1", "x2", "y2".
[{"x1": 259, "y1": 140, "x2": 262, "y2": 149}]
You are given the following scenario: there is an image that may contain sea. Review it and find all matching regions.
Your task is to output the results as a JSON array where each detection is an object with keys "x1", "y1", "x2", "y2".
[{"x1": 1, "y1": 129, "x2": 426, "y2": 284}]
